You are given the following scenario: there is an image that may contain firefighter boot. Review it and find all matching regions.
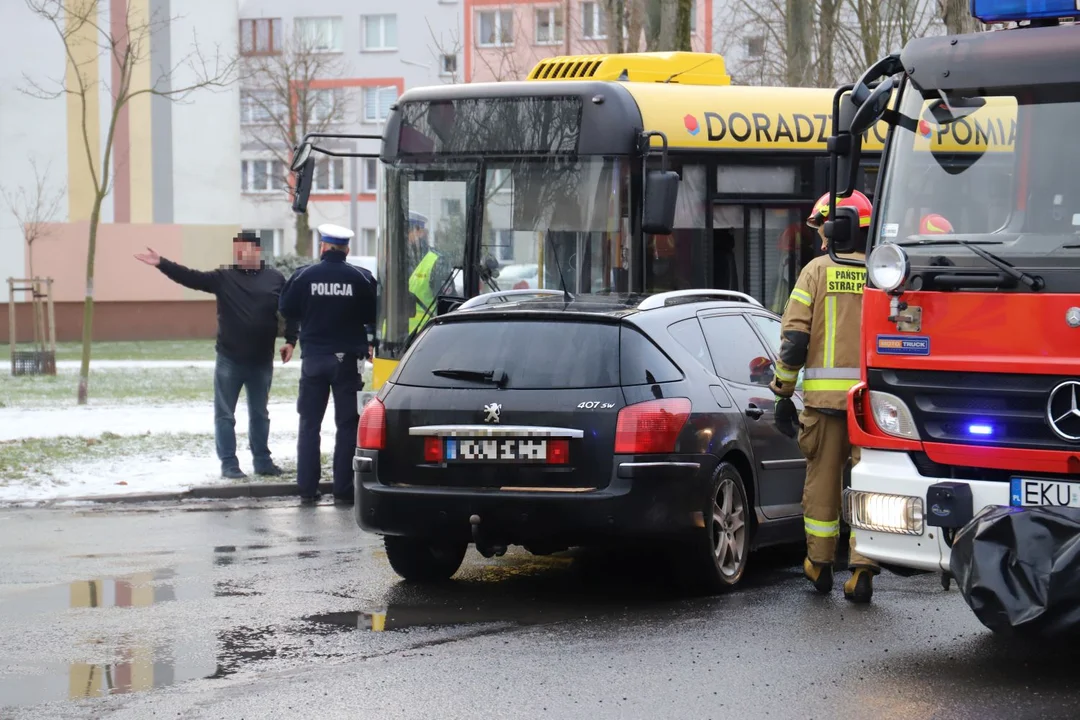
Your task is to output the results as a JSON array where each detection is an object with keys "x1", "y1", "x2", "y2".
[
  {"x1": 804, "y1": 557, "x2": 833, "y2": 594},
  {"x1": 844, "y1": 568, "x2": 874, "y2": 603}
]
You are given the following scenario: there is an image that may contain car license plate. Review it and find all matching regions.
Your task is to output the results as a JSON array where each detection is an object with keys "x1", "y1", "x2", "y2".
[
  {"x1": 1009, "y1": 477, "x2": 1080, "y2": 508},
  {"x1": 445, "y1": 438, "x2": 549, "y2": 463}
]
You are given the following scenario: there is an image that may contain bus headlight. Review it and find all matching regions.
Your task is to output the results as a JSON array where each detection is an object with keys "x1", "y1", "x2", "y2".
[
  {"x1": 869, "y1": 391, "x2": 920, "y2": 440},
  {"x1": 844, "y1": 488, "x2": 924, "y2": 535},
  {"x1": 868, "y1": 244, "x2": 910, "y2": 293}
]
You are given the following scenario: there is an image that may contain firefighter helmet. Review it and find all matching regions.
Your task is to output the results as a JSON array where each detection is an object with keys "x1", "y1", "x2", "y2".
[
  {"x1": 919, "y1": 213, "x2": 953, "y2": 234},
  {"x1": 807, "y1": 190, "x2": 873, "y2": 229}
]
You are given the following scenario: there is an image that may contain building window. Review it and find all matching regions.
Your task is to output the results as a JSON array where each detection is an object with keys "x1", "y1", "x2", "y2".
[
  {"x1": 440, "y1": 53, "x2": 458, "y2": 76},
  {"x1": 477, "y1": 9, "x2": 513, "y2": 47},
  {"x1": 243, "y1": 228, "x2": 283, "y2": 257},
  {"x1": 362, "y1": 14, "x2": 398, "y2": 51},
  {"x1": 362, "y1": 158, "x2": 379, "y2": 193},
  {"x1": 240, "y1": 90, "x2": 286, "y2": 125},
  {"x1": 363, "y1": 86, "x2": 399, "y2": 122},
  {"x1": 313, "y1": 158, "x2": 345, "y2": 193},
  {"x1": 490, "y1": 168, "x2": 512, "y2": 193},
  {"x1": 360, "y1": 228, "x2": 377, "y2": 256},
  {"x1": 239, "y1": 18, "x2": 281, "y2": 55},
  {"x1": 690, "y1": 0, "x2": 696, "y2": 32},
  {"x1": 304, "y1": 88, "x2": 342, "y2": 124},
  {"x1": 582, "y1": 2, "x2": 606, "y2": 39},
  {"x1": 443, "y1": 198, "x2": 463, "y2": 216},
  {"x1": 535, "y1": 8, "x2": 564, "y2": 44},
  {"x1": 241, "y1": 159, "x2": 285, "y2": 193},
  {"x1": 296, "y1": 17, "x2": 343, "y2": 52},
  {"x1": 492, "y1": 229, "x2": 514, "y2": 262},
  {"x1": 747, "y1": 35, "x2": 766, "y2": 58}
]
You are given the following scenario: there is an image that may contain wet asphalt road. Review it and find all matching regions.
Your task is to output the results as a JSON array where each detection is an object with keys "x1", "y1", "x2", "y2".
[{"x1": 1, "y1": 500, "x2": 1079, "y2": 720}]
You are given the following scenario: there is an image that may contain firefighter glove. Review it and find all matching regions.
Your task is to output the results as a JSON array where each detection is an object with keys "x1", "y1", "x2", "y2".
[{"x1": 774, "y1": 396, "x2": 798, "y2": 439}]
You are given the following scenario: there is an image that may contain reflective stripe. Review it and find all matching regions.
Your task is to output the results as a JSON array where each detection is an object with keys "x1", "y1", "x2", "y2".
[
  {"x1": 824, "y1": 295, "x2": 836, "y2": 368},
  {"x1": 789, "y1": 288, "x2": 812, "y2": 307},
  {"x1": 805, "y1": 517, "x2": 840, "y2": 538},
  {"x1": 774, "y1": 365, "x2": 799, "y2": 382},
  {"x1": 803, "y1": 367, "x2": 859, "y2": 380},
  {"x1": 802, "y1": 378, "x2": 859, "y2": 392}
]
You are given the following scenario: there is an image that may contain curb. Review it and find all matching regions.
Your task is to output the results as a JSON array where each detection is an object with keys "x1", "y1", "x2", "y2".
[{"x1": 63, "y1": 481, "x2": 335, "y2": 505}]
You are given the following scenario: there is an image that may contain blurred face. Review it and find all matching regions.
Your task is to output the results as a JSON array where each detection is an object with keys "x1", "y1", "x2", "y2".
[{"x1": 234, "y1": 241, "x2": 261, "y2": 267}]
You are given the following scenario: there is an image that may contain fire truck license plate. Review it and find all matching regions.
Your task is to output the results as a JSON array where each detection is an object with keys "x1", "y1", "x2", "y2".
[
  {"x1": 446, "y1": 438, "x2": 548, "y2": 462},
  {"x1": 1009, "y1": 478, "x2": 1080, "y2": 508}
]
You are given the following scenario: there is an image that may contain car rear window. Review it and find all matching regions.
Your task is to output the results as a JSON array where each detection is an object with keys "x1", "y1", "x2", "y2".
[{"x1": 396, "y1": 320, "x2": 621, "y2": 389}]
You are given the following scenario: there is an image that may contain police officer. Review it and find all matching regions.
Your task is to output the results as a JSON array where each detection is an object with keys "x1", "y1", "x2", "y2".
[
  {"x1": 405, "y1": 212, "x2": 454, "y2": 333},
  {"x1": 770, "y1": 190, "x2": 880, "y2": 604},
  {"x1": 279, "y1": 223, "x2": 377, "y2": 507}
]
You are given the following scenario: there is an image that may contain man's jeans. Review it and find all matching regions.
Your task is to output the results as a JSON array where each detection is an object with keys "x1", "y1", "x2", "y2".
[
  {"x1": 214, "y1": 353, "x2": 274, "y2": 473},
  {"x1": 296, "y1": 353, "x2": 361, "y2": 498}
]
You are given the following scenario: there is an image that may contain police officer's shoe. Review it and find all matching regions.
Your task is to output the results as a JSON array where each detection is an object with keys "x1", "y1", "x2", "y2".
[
  {"x1": 255, "y1": 464, "x2": 284, "y2": 477},
  {"x1": 221, "y1": 466, "x2": 247, "y2": 480},
  {"x1": 844, "y1": 568, "x2": 874, "y2": 604},
  {"x1": 299, "y1": 493, "x2": 322, "y2": 507},
  {"x1": 333, "y1": 495, "x2": 354, "y2": 507},
  {"x1": 804, "y1": 557, "x2": 834, "y2": 595}
]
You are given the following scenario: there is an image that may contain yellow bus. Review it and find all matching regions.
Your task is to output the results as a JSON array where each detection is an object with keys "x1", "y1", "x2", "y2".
[{"x1": 289, "y1": 52, "x2": 1001, "y2": 390}]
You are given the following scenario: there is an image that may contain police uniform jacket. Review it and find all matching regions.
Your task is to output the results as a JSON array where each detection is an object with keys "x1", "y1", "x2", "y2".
[
  {"x1": 769, "y1": 253, "x2": 866, "y2": 412},
  {"x1": 279, "y1": 249, "x2": 377, "y2": 358}
]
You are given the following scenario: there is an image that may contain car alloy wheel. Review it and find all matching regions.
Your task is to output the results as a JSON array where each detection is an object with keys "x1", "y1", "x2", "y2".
[{"x1": 712, "y1": 475, "x2": 748, "y2": 579}]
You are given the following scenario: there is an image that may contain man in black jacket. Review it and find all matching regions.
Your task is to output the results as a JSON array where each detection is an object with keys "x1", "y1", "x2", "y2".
[{"x1": 134, "y1": 232, "x2": 298, "y2": 479}]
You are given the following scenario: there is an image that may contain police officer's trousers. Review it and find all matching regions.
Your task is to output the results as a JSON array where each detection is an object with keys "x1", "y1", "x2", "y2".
[
  {"x1": 296, "y1": 353, "x2": 361, "y2": 498},
  {"x1": 798, "y1": 407, "x2": 878, "y2": 571}
]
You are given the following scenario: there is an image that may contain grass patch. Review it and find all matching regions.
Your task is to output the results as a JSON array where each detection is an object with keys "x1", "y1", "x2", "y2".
[
  {"x1": 0, "y1": 367, "x2": 301, "y2": 408},
  {"x1": 0, "y1": 339, "x2": 217, "y2": 362}
]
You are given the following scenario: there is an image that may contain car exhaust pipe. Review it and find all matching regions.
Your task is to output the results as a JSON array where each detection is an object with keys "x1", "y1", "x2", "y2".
[{"x1": 469, "y1": 514, "x2": 507, "y2": 559}]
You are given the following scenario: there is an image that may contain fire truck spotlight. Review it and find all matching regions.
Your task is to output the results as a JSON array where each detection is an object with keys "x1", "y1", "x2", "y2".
[
  {"x1": 869, "y1": 391, "x2": 920, "y2": 440},
  {"x1": 843, "y1": 488, "x2": 925, "y2": 536},
  {"x1": 868, "y1": 244, "x2": 910, "y2": 294}
]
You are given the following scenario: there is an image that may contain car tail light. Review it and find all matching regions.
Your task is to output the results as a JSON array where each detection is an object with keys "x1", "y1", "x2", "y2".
[
  {"x1": 614, "y1": 398, "x2": 691, "y2": 454},
  {"x1": 547, "y1": 438, "x2": 570, "y2": 465},
  {"x1": 358, "y1": 397, "x2": 386, "y2": 450},
  {"x1": 424, "y1": 436, "x2": 443, "y2": 463}
]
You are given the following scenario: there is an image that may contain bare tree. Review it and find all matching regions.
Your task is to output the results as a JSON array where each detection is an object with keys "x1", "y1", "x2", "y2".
[
  {"x1": 1, "y1": 159, "x2": 65, "y2": 283},
  {"x1": 241, "y1": 31, "x2": 349, "y2": 258},
  {"x1": 939, "y1": 0, "x2": 983, "y2": 35},
  {"x1": 427, "y1": 18, "x2": 463, "y2": 84},
  {"x1": 22, "y1": 0, "x2": 235, "y2": 405}
]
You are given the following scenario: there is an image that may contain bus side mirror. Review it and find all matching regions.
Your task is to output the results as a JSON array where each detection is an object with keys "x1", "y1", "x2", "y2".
[
  {"x1": 825, "y1": 207, "x2": 861, "y2": 257},
  {"x1": 292, "y1": 157, "x2": 314, "y2": 214},
  {"x1": 643, "y1": 170, "x2": 680, "y2": 236}
]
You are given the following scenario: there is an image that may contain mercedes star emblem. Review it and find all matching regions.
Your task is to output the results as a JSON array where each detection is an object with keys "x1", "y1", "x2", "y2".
[
  {"x1": 483, "y1": 403, "x2": 502, "y2": 424},
  {"x1": 1046, "y1": 381, "x2": 1080, "y2": 442},
  {"x1": 1067, "y1": 307, "x2": 1080, "y2": 328}
]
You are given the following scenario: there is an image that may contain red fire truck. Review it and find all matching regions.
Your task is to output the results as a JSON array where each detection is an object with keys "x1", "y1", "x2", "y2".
[{"x1": 822, "y1": 1, "x2": 1080, "y2": 586}]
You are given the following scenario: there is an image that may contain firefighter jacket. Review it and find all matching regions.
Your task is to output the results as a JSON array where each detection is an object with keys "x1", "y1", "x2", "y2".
[{"x1": 769, "y1": 252, "x2": 866, "y2": 411}]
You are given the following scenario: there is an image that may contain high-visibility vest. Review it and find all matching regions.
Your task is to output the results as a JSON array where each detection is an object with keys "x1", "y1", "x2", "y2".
[{"x1": 407, "y1": 250, "x2": 439, "y2": 334}]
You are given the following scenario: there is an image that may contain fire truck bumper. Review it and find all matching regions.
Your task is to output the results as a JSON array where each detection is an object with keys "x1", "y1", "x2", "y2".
[{"x1": 844, "y1": 449, "x2": 1013, "y2": 573}]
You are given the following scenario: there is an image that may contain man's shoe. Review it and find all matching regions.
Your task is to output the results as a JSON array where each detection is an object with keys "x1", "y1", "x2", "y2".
[
  {"x1": 255, "y1": 464, "x2": 284, "y2": 477},
  {"x1": 804, "y1": 557, "x2": 834, "y2": 595},
  {"x1": 333, "y1": 495, "x2": 354, "y2": 507},
  {"x1": 299, "y1": 494, "x2": 321, "y2": 507},
  {"x1": 222, "y1": 467, "x2": 247, "y2": 480},
  {"x1": 844, "y1": 568, "x2": 874, "y2": 604}
]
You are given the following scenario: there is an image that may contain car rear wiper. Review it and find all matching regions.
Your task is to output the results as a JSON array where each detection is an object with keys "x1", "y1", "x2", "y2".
[
  {"x1": 432, "y1": 368, "x2": 508, "y2": 386},
  {"x1": 893, "y1": 239, "x2": 1044, "y2": 291}
]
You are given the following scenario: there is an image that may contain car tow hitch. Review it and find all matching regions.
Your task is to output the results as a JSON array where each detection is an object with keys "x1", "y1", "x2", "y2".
[{"x1": 469, "y1": 514, "x2": 507, "y2": 558}]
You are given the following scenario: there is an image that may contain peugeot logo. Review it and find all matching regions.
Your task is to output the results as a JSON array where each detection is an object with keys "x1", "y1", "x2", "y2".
[
  {"x1": 483, "y1": 403, "x2": 502, "y2": 424},
  {"x1": 1067, "y1": 307, "x2": 1080, "y2": 328},
  {"x1": 1047, "y1": 381, "x2": 1080, "y2": 442}
]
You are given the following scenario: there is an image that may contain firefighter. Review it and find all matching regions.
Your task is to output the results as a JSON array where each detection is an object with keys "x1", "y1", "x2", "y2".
[
  {"x1": 919, "y1": 213, "x2": 954, "y2": 235},
  {"x1": 770, "y1": 190, "x2": 879, "y2": 604}
]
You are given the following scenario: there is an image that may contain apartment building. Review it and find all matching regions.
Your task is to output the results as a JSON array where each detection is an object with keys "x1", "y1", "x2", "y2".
[{"x1": 237, "y1": 0, "x2": 463, "y2": 259}]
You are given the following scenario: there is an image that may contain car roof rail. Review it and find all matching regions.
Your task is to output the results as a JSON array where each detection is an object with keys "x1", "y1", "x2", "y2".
[
  {"x1": 456, "y1": 289, "x2": 571, "y2": 311},
  {"x1": 636, "y1": 289, "x2": 763, "y2": 311}
]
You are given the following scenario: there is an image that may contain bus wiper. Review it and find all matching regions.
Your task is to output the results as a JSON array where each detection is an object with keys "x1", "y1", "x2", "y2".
[
  {"x1": 432, "y1": 368, "x2": 507, "y2": 386},
  {"x1": 546, "y1": 234, "x2": 572, "y2": 304},
  {"x1": 894, "y1": 239, "x2": 1044, "y2": 291}
]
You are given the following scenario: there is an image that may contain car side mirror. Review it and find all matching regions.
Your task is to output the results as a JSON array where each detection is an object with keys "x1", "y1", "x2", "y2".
[{"x1": 643, "y1": 170, "x2": 680, "y2": 235}]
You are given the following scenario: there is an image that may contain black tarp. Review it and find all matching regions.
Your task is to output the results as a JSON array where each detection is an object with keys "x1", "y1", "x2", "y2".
[{"x1": 950, "y1": 505, "x2": 1080, "y2": 636}]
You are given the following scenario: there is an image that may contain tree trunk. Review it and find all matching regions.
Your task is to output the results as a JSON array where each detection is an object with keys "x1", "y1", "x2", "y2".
[
  {"x1": 77, "y1": 197, "x2": 103, "y2": 405},
  {"x1": 856, "y1": 0, "x2": 883, "y2": 68},
  {"x1": 294, "y1": 211, "x2": 311, "y2": 258},
  {"x1": 816, "y1": 0, "x2": 840, "y2": 88},
  {"x1": 675, "y1": 0, "x2": 692, "y2": 51},
  {"x1": 786, "y1": 0, "x2": 813, "y2": 87},
  {"x1": 939, "y1": 0, "x2": 981, "y2": 35},
  {"x1": 626, "y1": 0, "x2": 644, "y2": 53},
  {"x1": 606, "y1": 0, "x2": 625, "y2": 53},
  {"x1": 644, "y1": 0, "x2": 662, "y2": 50},
  {"x1": 657, "y1": 0, "x2": 678, "y2": 50}
]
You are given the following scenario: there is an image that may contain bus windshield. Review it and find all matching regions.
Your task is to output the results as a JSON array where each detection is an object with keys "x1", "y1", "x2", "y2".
[
  {"x1": 378, "y1": 155, "x2": 630, "y2": 358},
  {"x1": 875, "y1": 81, "x2": 1080, "y2": 271}
]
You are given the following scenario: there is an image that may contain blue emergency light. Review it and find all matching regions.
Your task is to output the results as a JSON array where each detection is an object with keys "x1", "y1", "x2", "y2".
[
  {"x1": 968, "y1": 423, "x2": 995, "y2": 436},
  {"x1": 971, "y1": 0, "x2": 1080, "y2": 23}
]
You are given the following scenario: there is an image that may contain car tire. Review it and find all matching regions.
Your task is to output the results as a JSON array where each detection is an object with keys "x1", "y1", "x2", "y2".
[
  {"x1": 677, "y1": 462, "x2": 752, "y2": 594},
  {"x1": 383, "y1": 536, "x2": 468, "y2": 582}
]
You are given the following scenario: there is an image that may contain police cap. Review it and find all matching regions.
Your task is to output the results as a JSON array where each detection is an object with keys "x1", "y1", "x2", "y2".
[
  {"x1": 408, "y1": 212, "x2": 428, "y2": 229},
  {"x1": 318, "y1": 223, "x2": 354, "y2": 246}
]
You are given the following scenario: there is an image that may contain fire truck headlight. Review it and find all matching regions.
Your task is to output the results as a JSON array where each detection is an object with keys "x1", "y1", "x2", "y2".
[
  {"x1": 844, "y1": 488, "x2": 924, "y2": 535},
  {"x1": 869, "y1": 391, "x2": 921, "y2": 440},
  {"x1": 868, "y1": 244, "x2": 910, "y2": 293}
]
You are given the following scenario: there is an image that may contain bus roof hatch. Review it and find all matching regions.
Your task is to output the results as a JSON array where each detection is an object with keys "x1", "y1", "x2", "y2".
[{"x1": 527, "y1": 51, "x2": 731, "y2": 86}]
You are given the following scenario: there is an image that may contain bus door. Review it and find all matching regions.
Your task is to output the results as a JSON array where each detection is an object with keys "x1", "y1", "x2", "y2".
[{"x1": 711, "y1": 204, "x2": 816, "y2": 314}]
